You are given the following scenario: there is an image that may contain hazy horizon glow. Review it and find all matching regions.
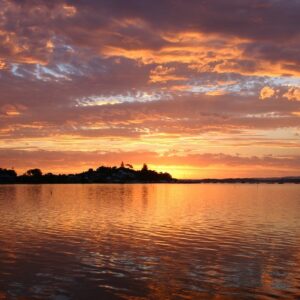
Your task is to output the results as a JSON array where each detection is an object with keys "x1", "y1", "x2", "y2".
[{"x1": 0, "y1": 0, "x2": 299, "y2": 178}]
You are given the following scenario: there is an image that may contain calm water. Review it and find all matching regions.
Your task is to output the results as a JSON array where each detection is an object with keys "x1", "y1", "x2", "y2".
[{"x1": 0, "y1": 184, "x2": 299, "y2": 300}]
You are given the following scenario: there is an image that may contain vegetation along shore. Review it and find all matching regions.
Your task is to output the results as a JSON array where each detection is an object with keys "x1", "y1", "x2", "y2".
[{"x1": 0, "y1": 163, "x2": 299, "y2": 184}]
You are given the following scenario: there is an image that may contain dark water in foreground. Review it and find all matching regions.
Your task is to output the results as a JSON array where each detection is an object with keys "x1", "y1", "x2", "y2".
[{"x1": 0, "y1": 184, "x2": 299, "y2": 300}]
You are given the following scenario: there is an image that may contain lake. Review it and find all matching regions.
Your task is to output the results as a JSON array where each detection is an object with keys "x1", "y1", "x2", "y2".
[{"x1": 0, "y1": 184, "x2": 299, "y2": 299}]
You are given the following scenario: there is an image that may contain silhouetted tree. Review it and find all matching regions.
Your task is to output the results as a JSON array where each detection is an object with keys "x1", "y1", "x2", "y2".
[
  {"x1": 25, "y1": 168, "x2": 42, "y2": 177},
  {"x1": 0, "y1": 168, "x2": 17, "y2": 178},
  {"x1": 0, "y1": 168, "x2": 17, "y2": 183},
  {"x1": 126, "y1": 163, "x2": 133, "y2": 169},
  {"x1": 120, "y1": 161, "x2": 125, "y2": 168},
  {"x1": 141, "y1": 163, "x2": 148, "y2": 172}
]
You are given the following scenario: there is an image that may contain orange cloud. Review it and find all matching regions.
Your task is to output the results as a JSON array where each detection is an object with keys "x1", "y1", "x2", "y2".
[
  {"x1": 149, "y1": 65, "x2": 186, "y2": 83},
  {"x1": 283, "y1": 87, "x2": 300, "y2": 101},
  {"x1": 260, "y1": 86, "x2": 276, "y2": 100},
  {"x1": 101, "y1": 30, "x2": 300, "y2": 77},
  {"x1": 0, "y1": 59, "x2": 6, "y2": 69},
  {"x1": 205, "y1": 90, "x2": 227, "y2": 96},
  {"x1": 102, "y1": 32, "x2": 245, "y2": 68},
  {"x1": 62, "y1": 4, "x2": 77, "y2": 17},
  {"x1": 0, "y1": 104, "x2": 26, "y2": 116}
]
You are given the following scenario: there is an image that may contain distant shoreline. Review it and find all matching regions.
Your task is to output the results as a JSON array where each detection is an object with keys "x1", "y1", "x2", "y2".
[
  {"x1": 176, "y1": 177, "x2": 300, "y2": 184},
  {"x1": 0, "y1": 178, "x2": 299, "y2": 185},
  {"x1": 1, "y1": 166, "x2": 299, "y2": 184}
]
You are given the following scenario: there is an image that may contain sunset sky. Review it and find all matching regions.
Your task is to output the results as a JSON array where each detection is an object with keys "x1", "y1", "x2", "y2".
[{"x1": 0, "y1": 0, "x2": 299, "y2": 178}]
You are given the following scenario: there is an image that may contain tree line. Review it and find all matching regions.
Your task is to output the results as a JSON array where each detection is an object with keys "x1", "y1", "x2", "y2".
[{"x1": 0, "y1": 163, "x2": 174, "y2": 184}]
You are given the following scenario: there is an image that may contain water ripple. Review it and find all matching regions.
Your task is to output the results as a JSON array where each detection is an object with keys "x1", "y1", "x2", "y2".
[{"x1": 0, "y1": 184, "x2": 299, "y2": 299}]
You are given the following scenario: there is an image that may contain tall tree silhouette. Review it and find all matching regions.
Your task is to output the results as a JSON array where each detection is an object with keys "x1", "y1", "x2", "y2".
[{"x1": 141, "y1": 163, "x2": 148, "y2": 172}]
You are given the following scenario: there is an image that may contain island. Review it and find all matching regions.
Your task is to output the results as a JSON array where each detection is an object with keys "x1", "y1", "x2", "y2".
[
  {"x1": 0, "y1": 163, "x2": 174, "y2": 184},
  {"x1": 0, "y1": 164, "x2": 299, "y2": 184}
]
